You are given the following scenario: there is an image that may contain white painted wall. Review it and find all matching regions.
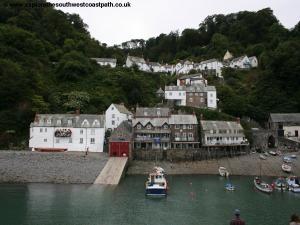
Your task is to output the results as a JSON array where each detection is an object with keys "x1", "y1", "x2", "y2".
[
  {"x1": 97, "y1": 61, "x2": 116, "y2": 68},
  {"x1": 207, "y1": 91, "x2": 217, "y2": 109},
  {"x1": 164, "y1": 91, "x2": 186, "y2": 106},
  {"x1": 29, "y1": 126, "x2": 105, "y2": 152},
  {"x1": 203, "y1": 135, "x2": 245, "y2": 145},
  {"x1": 283, "y1": 126, "x2": 300, "y2": 137},
  {"x1": 105, "y1": 104, "x2": 130, "y2": 130}
]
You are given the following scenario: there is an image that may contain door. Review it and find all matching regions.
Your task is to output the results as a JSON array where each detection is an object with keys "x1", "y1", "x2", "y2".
[{"x1": 295, "y1": 130, "x2": 298, "y2": 137}]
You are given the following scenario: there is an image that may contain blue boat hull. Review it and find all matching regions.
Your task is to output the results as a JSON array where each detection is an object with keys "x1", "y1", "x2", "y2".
[{"x1": 145, "y1": 188, "x2": 167, "y2": 196}]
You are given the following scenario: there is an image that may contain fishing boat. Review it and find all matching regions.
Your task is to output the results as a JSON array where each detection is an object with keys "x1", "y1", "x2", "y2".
[
  {"x1": 273, "y1": 177, "x2": 288, "y2": 191},
  {"x1": 218, "y1": 167, "x2": 229, "y2": 177},
  {"x1": 282, "y1": 164, "x2": 292, "y2": 173},
  {"x1": 225, "y1": 182, "x2": 235, "y2": 191},
  {"x1": 283, "y1": 156, "x2": 292, "y2": 163},
  {"x1": 259, "y1": 154, "x2": 267, "y2": 160},
  {"x1": 286, "y1": 176, "x2": 300, "y2": 193},
  {"x1": 268, "y1": 151, "x2": 277, "y2": 156},
  {"x1": 145, "y1": 167, "x2": 167, "y2": 197},
  {"x1": 254, "y1": 177, "x2": 273, "y2": 194}
]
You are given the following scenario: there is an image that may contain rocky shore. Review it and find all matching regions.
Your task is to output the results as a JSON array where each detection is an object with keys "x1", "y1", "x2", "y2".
[
  {"x1": 127, "y1": 152, "x2": 300, "y2": 177},
  {"x1": 0, "y1": 151, "x2": 109, "y2": 183}
]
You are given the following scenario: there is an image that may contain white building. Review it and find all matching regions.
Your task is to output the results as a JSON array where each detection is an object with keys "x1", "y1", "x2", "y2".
[
  {"x1": 229, "y1": 55, "x2": 251, "y2": 69},
  {"x1": 223, "y1": 50, "x2": 233, "y2": 61},
  {"x1": 200, "y1": 120, "x2": 248, "y2": 146},
  {"x1": 177, "y1": 73, "x2": 207, "y2": 86},
  {"x1": 249, "y1": 56, "x2": 258, "y2": 68},
  {"x1": 197, "y1": 59, "x2": 223, "y2": 77},
  {"x1": 126, "y1": 56, "x2": 150, "y2": 72},
  {"x1": 105, "y1": 103, "x2": 132, "y2": 131},
  {"x1": 206, "y1": 87, "x2": 217, "y2": 109},
  {"x1": 91, "y1": 58, "x2": 117, "y2": 68},
  {"x1": 29, "y1": 114, "x2": 105, "y2": 152},
  {"x1": 149, "y1": 62, "x2": 162, "y2": 73},
  {"x1": 164, "y1": 86, "x2": 186, "y2": 106},
  {"x1": 175, "y1": 60, "x2": 194, "y2": 74}
]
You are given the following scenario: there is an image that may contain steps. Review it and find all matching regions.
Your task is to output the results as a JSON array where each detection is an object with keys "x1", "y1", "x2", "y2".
[{"x1": 94, "y1": 157, "x2": 128, "y2": 185}]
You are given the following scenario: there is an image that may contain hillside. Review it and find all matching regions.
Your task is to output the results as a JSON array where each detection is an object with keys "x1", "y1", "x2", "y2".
[{"x1": 0, "y1": 1, "x2": 299, "y2": 148}]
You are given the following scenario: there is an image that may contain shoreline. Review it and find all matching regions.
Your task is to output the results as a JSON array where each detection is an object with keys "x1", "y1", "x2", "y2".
[{"x1": 0, "y1": 151, "x2": 299, "y2": 184}]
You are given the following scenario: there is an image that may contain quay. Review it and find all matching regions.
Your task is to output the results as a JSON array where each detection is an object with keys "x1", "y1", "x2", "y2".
[{"x1": 94, "y1": 157, "x2": 128, "y2": 185}]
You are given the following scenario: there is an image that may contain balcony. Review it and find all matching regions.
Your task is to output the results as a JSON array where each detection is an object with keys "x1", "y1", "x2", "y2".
[
  {"x1": 135, "y1": 136, "x2": 170, "y2": 142},
  {"x1": 174, "y1": 137, "x2": 195, "y2": 142}
]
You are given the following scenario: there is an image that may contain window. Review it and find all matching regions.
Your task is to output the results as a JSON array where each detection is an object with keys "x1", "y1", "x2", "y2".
[
  {"x1": 200, "y1": 93, "x2": 204, "y2": 97},
  {"x1": 69, "y1": 138, "x2": 72, "y2": 143},
  {"x1": 200, "y1": 98, "x2": 204, "y2": 103},
  {"x1": 91, "y1": 129, "x2": 95, "y2": 135},
  {"x1": 111, "y1": 106, "x2": 114, "y2": 110},
  {"x1": 47, "y1": 119, "x2": 51, "y2": 125},
  {"x1": 137, "y1": 124, "x2": 142, "y2": 129},
  {"x1": 56, "y1": 139, "x2": 59, "y2": 143},
  {"x1": 80, "y1": 138, "x2": 83, "y2": 144},
  {"x1": 112, "y1": 121, "x2": 115, "y2": 125},
  {"x1": 210, "y1": 100, "x2": 213, "y2": 103},
  {"x1": 163, "y1": 124, "x2": 168, "y2": 129},
  {"x1": 175, "y1": 124, "x2": 180, "y2": 129},
  {"x1": 182, "y1": 133, "x2": 186, "y2": 138},
  {"x1": 195, "y1": 93, "x2": 198, "y2": 96},
  {"x1": 179, "y1": 92, "x2": 181, "y2": 96},
  {"x1": 57, "y1": 120, "x2": 61, "y2": 126},
  {"x1": 169, "y1": 92, "x2": 172, "y2": 96},
  {"x1": 188, "y1": 133, "x2": 193, "y2": 138},
  {"x1": 44, "y1": 138, "x2": 47, "y2": 142},
  {"x1": 189, "y1": 98, "x2": 193, "y2": 103},
  {"x1": 189, "y1": 93, "x2": 193, "y2": 96},
  {"x1": 80, "y1": 129, "x2": 83, "y2": 134},
  {"x1": 45, "y1": 128, "x2": 47, "y2": 132},
  {"x1": 183, "y1": 92, "x2": 185, "y2": 96},
  {"x1": 175, "y1": 133, "x2": 180, "y2": 138},
  {"x1": 188, "y1": 125, "x2": 193, "y2": 129},
  {"x1": 146, "y1": 124, "x2": 152, "y2": 129},
  {"x1": 68, "y1": 120, "x2": 72, "y2": 126},
  {"x1": 182, "y1": 125, "x2": 186, "y2": 129},
  {"x1": 90, "y1": 138, "x2": 95, "y2": 144},
  {"x1": 210, "y1": 93, "x2": 213, "y2": 97},
  {"x1": 40, "y1": 128, "x2": 43, "y2": 133},
  {"x1": 112, "y1": 114, "x2": 115, "y2": 118}
]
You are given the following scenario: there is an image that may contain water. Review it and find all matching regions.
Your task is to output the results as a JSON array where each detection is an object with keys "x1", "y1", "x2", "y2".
[{"x1": 1, "y1": 175, "x2": 299, "y2": 225}]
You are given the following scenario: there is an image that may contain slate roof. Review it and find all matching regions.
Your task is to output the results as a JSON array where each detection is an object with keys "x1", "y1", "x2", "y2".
[
  {"x1": 270, "y1": 113, "x2": 300, "y2": 123},
  {"x1": 149, "y1": 62, "x2": 161, "y2": 67},
  {"x1": 200, "y1": 58, "x2": 219, "y2": 64},
  {"x1": 178, "y1": 73, "x2": 203, "y2": 80},
  {"x1": 248, "y1": 56, "x2": 257, "y2": 62},
  {"x1": 200, "y1": 120, "x2": 243, "y2": 131},
  {"x1": 164, "y1": 86, "x2": 186, "y2": 91},
  {"x1": 31, "y1": 114, "x2": 105, "y2": 128},
  {"x1": 91, "y1": 58, "x2": 117, "y2": 63},
  {"x1": 135, "y1": 107, "x2": 170, "y2": 117},
  {"x1": 169, "y1": 115, "x2": 198, "y2": 125},
  {"x1": 132, "y1": 118, "x2": 169, "y2": 127},
  {"x1": 109, "y1": 121, "x2": 133, "y2": 142},
  {"x1": 156, "y1": 88, "x2": 164, "y2": 94},
  {"x1": 230, "y1": 55, "x2": 247, "y2": 63},
  {"x1": 113, "y1": 104, "x2": 132, "y2": 115}
]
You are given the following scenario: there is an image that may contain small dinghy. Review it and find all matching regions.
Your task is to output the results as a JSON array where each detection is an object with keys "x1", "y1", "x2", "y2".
[
  {"x1": 273, "y1": 177, "x2": 288, "y2": 191},
  {"x1": 219, "y1": 167, "x2": 229, "y2": 177},
  {"x1": 268, "y1": 151, "x2": 277, "y2": 156},
  {"x1": 254, "y1": 177, "x2": 273, "y2": 194},
  {"x1": 282, "y1": 164, "x2": 292, "y2": 173},
  {"x1": 286, "y1": 176, "x2": 300, "y2": 193},
  {"x1": 283, "y1": 156, "x2": 292, "y2": 163},
  {"x1": 259, "y1": 154, "x2": 267, "y2": 160},
  {"x1": 225, "y1": 183, "x2": 235, "y2": 191}
]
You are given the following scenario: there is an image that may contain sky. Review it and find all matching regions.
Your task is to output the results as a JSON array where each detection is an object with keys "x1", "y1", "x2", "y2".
[{"x1": 51, "y1": 0, "x2": 300, "y2": 46}]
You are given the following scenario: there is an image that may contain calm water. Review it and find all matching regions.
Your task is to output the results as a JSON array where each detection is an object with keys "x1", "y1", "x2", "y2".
[{"x1": 1, "y1": 175, "x2": 299, "y2": 225}]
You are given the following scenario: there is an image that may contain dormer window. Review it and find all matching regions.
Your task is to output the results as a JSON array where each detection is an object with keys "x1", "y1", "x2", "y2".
[
  {"x1": 163, "y1": 124, "x2": 168, "y2": 129},
  {"x1": 57, "y1": 120, "x2": 61, "y2": 126},
  {"x1": 144, "y1": 112, "x2": 148, "y2": 116},
  {"x1": 47, "y1": 119, "x2": 51, "y2": 125},
  {"x1": 93, "y1": 120, "x2": 100, "y2": 126},
  {"x1": 146, "y1": 124, "x2": 152, "y2": 130},
  {"x1": 111, "y1": 106, "x2": 114, "y2": 110},
  {"x1": 68, "y1": 120, "x2": 72, "y2": 126}
]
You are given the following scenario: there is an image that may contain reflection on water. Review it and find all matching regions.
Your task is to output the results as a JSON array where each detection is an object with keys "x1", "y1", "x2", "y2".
[{"x1": 0, "y1": 175, "x2": 299, "y2": 225}]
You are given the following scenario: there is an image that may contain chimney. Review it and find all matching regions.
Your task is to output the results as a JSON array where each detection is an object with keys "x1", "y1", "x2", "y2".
[
  {"x1": 236, "y1": 117, "x2": 240, "y2": 124},
  {"x1": 200, "y1": 114, "x2": 203, "y2": 120},
  {"x1": 75, "y1": 109, "x2": 80, "y2": 115}
]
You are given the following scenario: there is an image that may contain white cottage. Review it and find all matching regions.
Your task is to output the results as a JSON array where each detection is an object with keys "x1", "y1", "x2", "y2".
[
  {"x1": 91, "y1": 58, "x2": 117, "y2": 68},
  {"x1": 249, "y1": 56, "x2": 258, "y2": 68},
  {"x1": 175, "y1": 60, "x2": 194, "y2": 74},
  {"x1": 229, "y1": 55, "x2": 251, "y2": 69},
  {"x1": 105, "y1": 103, "x2": 132, "y2": 131},
  {"x1": 29, "y1": 114, "x2": 105, "y2": 152},
  {"x1": 126, "y1": 56, "x2": 150, "y2": 72},
  {"x1": 198, "y1": 59, "x2": 223, "y2": 77}
]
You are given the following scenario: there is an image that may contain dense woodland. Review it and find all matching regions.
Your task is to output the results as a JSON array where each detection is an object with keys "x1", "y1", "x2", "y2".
[{"x1": 0, "y1": 0, "x2": 299, "y2": 148}]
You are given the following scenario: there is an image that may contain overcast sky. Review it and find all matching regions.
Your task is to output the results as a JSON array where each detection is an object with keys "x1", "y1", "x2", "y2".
[{"x1": 51, "y1": 0, "x2": 300, "y2": 46}]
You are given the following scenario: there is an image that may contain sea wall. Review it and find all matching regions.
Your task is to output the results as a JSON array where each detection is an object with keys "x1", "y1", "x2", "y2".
[{"x1": 0, "y1": 151, "x2": 109, "y2": 183}]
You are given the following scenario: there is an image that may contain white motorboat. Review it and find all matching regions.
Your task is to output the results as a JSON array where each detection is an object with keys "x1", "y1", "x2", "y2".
[
  {"x1": 283, "y1": 156, "x2": 292, "y2": 163},
  {"x1": 218, "y1": 167, "x2": 229, "y2": 177},
  {"x1": 145, "y1": 167, "x2": 168, "y2": 197},
  {"x1": 225, "y1": 182, "x2": 235, "y2": 191},
  {"x1": 290, "y1": 154, "x2": 297, "y2": 159},
  {"x1": 254, "y1": 177, "x2": 273, "y2": 194},
  {"x1": 286, "y1": 176, "x2": 300, "y2": 193},
  {"x1": 282, "y1": 164, "x2": 292, "y2": 173}
]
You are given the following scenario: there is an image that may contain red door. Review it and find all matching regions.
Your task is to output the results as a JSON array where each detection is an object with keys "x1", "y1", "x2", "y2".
[{"x1": 109, "y1": 142, "x2": 129, "y2": 157}]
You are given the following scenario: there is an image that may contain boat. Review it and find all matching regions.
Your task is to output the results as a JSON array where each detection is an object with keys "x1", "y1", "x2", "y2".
[
  {"x1": 268, "y1": 151, "x2": 277, "y2": 156},
  {"x1": 254, "y1": 177, "x2": 273, "y2": 194},
  {"x1": 276, "y1": 150, "x2": 282, "y2": 156},
  {"x1": 273, "y1": 177, "x2": 288, "y2": 191},
  {"x1": 283, "y1": 156, "x2": 292, "y2": 163},
  {"x1": 218, "y1": 167, "x2": 229, "y2": 177},
  {"x1": 145, "y1": 167, "x2": 168, "y2": 197},
  {"x1": 282, "y1": 164, "x2": 292, "y2": 173},
  {"x1": 286, "y1": 176, "x2": 300, "y2": 193},
  {"x1": 263, "y1": 152, "x2": 269, "y2": 156},
  {"x1": 259, "y1": 154, "x2": 267, "y2": 160},
  {"x1": 225, "y1": 182, "x2": 235, "y2": 191},
  {"x1": 290, "y1": 154, "x2": 297, "y2": 159}
]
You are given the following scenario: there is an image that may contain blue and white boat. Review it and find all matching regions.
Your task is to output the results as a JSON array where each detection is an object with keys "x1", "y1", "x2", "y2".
[
  {"x1": 145, "y1": 167, "x2": 168, "y2": 197},
  {"x1": 273, "y1": 177, "x2": 288, "y2": 191},
  {"x1": 225, "y1": 182, "x2": 235, "y2": 191},
  {"x1": 286, "y1": 176, "x2": 300, "y2": 193},
  {"x1": 283, "y1": 156, "x2": 292, "y2": 163}
]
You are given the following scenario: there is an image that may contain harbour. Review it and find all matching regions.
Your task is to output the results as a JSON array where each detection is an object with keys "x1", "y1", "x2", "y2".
[{"x1": 1, "y1": 175, "x2": 300, "y2": 225}]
